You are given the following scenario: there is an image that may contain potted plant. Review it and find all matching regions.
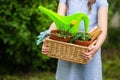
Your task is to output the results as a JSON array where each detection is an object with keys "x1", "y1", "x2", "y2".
[
  {"x1": 49, "y1": 25, "x2": 72, "y2": 42},
  {"x1": 70, "y1": 32, "x2": 92, "y2": 46}
]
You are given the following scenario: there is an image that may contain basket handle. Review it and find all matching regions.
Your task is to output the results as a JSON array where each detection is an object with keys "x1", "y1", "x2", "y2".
[{"x1": 89, "y1": 26, "x2": 102, "y2": 41}]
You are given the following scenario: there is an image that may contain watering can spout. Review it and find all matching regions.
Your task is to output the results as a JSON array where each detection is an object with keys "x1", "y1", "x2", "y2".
[
  {"x1": 38, "y1": 6, "x2": 63, "y2": 23},
  {"x1": 39, "y1": 6, "x2": 58, "y2": 17}
]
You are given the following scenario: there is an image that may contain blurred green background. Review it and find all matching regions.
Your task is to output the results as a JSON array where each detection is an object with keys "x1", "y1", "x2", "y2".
[{"x1": 0, "y1": 0, "x2": 120, "y2": 80}]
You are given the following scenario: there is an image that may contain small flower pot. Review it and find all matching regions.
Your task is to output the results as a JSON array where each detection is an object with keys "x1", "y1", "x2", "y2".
[
  {"x1": 74, "y1": 40, "x2": 92, "y2": 46},
  {"x1": 49, "y1": 30, "x2": 71, "y2": 42}
]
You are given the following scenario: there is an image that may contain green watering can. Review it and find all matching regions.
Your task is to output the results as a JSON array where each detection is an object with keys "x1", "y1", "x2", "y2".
[{"x1": 39, "y1": 6, "x2": 89, "y2": 34}]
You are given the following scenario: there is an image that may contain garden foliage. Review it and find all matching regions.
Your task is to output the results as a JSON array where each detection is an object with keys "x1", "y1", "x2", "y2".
[
  {"x1": 0, "y1": 0, "x2": 120, "y2": 73},
  {"x1": 0, "y1": 0, "x2": 58, "y2": 72}
]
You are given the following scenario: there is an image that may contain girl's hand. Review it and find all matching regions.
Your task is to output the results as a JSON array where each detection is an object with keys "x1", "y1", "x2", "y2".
[
  {"x1": 41, "y1": 40, "x2": 49, "y2": 54},
  {"x1": 82, "y1": 44, "x2": 98, "y2": 61}
]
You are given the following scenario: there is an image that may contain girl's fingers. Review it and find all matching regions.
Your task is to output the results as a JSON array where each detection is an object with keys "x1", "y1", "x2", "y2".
[
  {"x1": 82, "y1": 51, "x2": 92, "y2": 60},
  {"x1": 43, "y1": 47, "x2": 49, "y2": 52},
  {"x1": 41, "y1": 40, "x2": 49, "y2": 54},
  {"x1": 42, "y1": 47, "x2": 49, "y2": 54},
  {"x1": 88, "y1": 44, "x2": 94, "y2": 51}
]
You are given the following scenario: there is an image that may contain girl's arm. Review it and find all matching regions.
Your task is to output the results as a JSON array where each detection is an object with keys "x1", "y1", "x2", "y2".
[
  {"x1": 49, "y1": 2, "x2": 67, "y2": 31},
  {"x1": 96, "y1": 6, "x2": 108, "y2": 49}
]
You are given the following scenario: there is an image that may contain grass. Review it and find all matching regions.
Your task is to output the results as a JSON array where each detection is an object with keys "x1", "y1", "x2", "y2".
[
  {"x1": 0, "y1": 72, "x2": 56, "y2": 80},
  {"x1": 0, "y1": 70, "x2": 119, "y2": 80}
]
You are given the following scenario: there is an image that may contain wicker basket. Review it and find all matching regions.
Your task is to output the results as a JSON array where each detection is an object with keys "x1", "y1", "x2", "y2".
[
  {"x1": 44, "y1": 37, "x2": 96, "y2": 64},
  {"x1": 43, "y1": 26, "x2": 102, "y2": 64}
]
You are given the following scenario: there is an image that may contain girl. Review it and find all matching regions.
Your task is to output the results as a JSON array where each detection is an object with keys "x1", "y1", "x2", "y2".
[{"x1": 42, "y1": 0, "x2": 108, "y2": 80}]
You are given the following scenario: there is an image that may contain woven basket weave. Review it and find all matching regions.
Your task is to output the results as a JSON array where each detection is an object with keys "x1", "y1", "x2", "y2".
[
  {"x1": 43, "y1": 26, "x2": 101, "y2": 64},
  {"x1": 44, "y1": 37, "x2": 96, "y2": 64}
]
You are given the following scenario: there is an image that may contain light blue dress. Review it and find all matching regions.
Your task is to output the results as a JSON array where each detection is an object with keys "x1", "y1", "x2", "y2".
[{"x1": 56, "y1": 0, "x2": 108, "y2": 80}]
